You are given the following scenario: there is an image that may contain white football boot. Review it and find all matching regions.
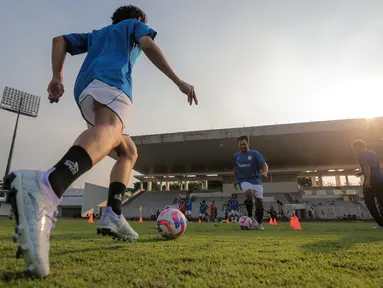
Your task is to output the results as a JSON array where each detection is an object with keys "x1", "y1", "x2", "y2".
[
  {"x1": 5, "y1": 170, "x2": 59, "y2": 278},
  {"x1": 97, "y1": 206, "x2": 139, "y2": 242},
  {"x1": 257, "y1": 223, "x2": 265, "y2": 230}
]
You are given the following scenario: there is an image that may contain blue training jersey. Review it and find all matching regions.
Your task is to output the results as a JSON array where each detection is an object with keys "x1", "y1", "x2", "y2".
[
  {"x1": 185, "y1": 199, "x2": 192, "y2": 210},
  {"x1": 63, "y1": 19, "x2": 157, "y2": 104},
  {"x1": 229, "y1": 199, "x2": 239, "y2": 210},
  {"x1": 359, "y1": 149, "x2": 383, "y2": 185},
  {"x1": 234, "y1": 149, "x2": 266, "y2": 185},
  {"x1": 200, "y1": 203, "x2": 208, "y2": 214}
]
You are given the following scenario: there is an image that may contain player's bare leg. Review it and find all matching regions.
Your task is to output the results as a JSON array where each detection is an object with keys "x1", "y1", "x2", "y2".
[
  {"x1": 244, "y1": 190, "x2": 258, "y2": 228},
  {"x1": 6, "y1": 102, "x2": 123, "y2": 278},
  {"x1": 255, "y1": 197, "x2": 264, "y2": 230},
  {"x1": 98, "y1": 135, "x2": 139, "y2": 241}
]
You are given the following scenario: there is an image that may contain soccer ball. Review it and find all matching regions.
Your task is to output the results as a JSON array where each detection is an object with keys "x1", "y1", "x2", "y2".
[
  {"x1": 239, "y1": 216, "x2": 252, "y2": 230},
  {"x1": 156, "y1": 208, "x2": 187, "y2": 240}
]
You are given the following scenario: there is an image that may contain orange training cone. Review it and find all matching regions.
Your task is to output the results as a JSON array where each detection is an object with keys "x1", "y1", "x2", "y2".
[
  {"x1": 226, "y1": 218, "x2": 229, "y2": 224},
  {"x1": 273, "y1": 218, "x2": 278, "y2": 226},
  {"x1": 88, "y1": 214, "x2": 93, "y2": 223},
  {"x1": 198, "y1": 218, "x2": 201, "y2": 223},
  {"x1": 269, "y1": 218, "x2": 273, "y2": 225},
  {"x1": 293, "y1": 216, "x2": 301, "y2": 230},
  {"x1": 139, "y1": 216, "x2": 143, "y2": 223},
  {"x1": 290, "y1": 217, "x2": 294, "y2": 228}
]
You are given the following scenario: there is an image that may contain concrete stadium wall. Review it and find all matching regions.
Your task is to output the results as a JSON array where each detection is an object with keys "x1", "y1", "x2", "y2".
[
  {"x1": 263, "y1": 182, "x2": 299, "y2": 193},
  {"x1": 81, "y1": 183, "x2": 108, "y2": 217}
]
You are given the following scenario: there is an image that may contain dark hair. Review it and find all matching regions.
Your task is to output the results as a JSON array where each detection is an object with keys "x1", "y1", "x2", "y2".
[
  {"x1": 111, "y1": 5, "x2": 147, "y2": 24},
  {"x1": 351, "y1": 140, "x2": 366, "y2": 150},
  {"x1": 237, "y1": 135, "x2": 249, "y2": 143}
]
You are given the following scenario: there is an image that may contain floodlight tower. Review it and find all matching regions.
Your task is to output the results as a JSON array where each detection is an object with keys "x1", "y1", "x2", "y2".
[{"x1": 1, "y1": 86, "x2": 41, "y2": 180}]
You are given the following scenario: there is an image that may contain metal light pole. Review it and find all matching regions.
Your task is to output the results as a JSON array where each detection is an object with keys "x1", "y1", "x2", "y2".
[{"x1": 1, "y1": 86, "x2": 41, "y2": 180}]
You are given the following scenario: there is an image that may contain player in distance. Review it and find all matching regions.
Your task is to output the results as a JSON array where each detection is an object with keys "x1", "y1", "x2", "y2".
[{"x1": 233, "y1": 135, "x2": 268, "y2": 230}]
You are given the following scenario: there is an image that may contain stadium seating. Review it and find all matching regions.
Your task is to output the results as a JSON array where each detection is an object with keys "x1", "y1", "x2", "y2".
[
  {"x1": 307, "y1": 199, "x2": 371, "y2": 220},
  {"x1": 120, "y1": 188, "x2": 373, "y2": 222},
  {"x1": 122, "y1": 191, "x2": 182, "y2": 219}
]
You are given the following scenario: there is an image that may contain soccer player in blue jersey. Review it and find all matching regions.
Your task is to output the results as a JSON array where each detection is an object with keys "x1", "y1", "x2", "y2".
[
  {"x1": 352, "y1": 140, "x2": 383, "y2": 229},
  {"x1": 4, "y1": 5, "x2": 197, "y2": 278},
  {"x1": 199, "y1": 200, "x2": 209, "y2": 222},
  {"x1": 234, "y1": 135, "x2": 268, "y2": 230},
  {"x1": 229, "y1": 195, "x2": 240, "y2": 222},
  {"x1": 185, "y1": 195, "x2": 193, "y2": 221}
]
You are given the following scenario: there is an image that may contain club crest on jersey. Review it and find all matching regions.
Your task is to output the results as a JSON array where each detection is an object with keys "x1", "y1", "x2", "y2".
[{"x1": 248, "y1": 156, "x2": 252, "y2": 160}]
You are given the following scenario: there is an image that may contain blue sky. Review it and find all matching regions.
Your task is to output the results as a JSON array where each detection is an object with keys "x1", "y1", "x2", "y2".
[{"x1": 0, "y1": 0, "x2": 383, "y2": 187}]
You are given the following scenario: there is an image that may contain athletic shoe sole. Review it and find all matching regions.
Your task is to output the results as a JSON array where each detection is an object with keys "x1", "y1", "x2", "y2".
[
  {"x1": 5, "y1": 172, "x2": 49, "y2": 278},
  {"x1": 96, "y1": 227, "x2": 138, "y2": 242}
]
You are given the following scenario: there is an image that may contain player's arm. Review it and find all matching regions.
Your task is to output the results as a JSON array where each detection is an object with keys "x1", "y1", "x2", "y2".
[
  {"x1": 138, "y1": 36, "x2": 197, "y2": 105},
  {"x1": 359, "y1": 151, "x2": 372, "y2": 187},
  {"x1": 51, "y1": 36, "x2": 67, "y2": 82},
  {"x1": 256, "y1": 151, "x2": 268, "y2": 177},
  {"x1": 233, "y1": 165, "x2": 238, "y2": 190},
  {"x1": 363, "y1": 165, "x2": 371, "y2": 187},
  {"x1": 261, "y1": 163, "x2": 268, "y2": 177},
  {"x1": 48, "y1": 33, "x2": 89, "y2": 103},
  {"x1": 47, "y1": 36, "x2": 67, "y2": 103},
  {"x1": 51, "y1": 33, "x2": 89, "y2": 80}
]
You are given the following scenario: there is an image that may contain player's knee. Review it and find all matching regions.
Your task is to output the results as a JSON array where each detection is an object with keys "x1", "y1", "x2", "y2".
[
  {"x1": 244, "y1": 190, "x2": 253, "y2": 202},
  {"x1": 255, "y1": 199, "x2": 264, "y2": 210},
  {"x1": 115, "y1": 135, "x2": 138, "y2": 163}
]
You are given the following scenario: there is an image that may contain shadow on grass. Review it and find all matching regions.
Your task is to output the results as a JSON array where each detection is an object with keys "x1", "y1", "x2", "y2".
[
  {"x1": 301, "y1": 235, "x2": 382, "y2": 253},
  {"x1": 1, "y1": 271, "x2": 32, "y2": 283},
  {"x1": 53, "y1": 244, "x2": 127, "y2": 257},
  {"x1": 137, "y1": 237, "x2": 168, "y2": 243}
]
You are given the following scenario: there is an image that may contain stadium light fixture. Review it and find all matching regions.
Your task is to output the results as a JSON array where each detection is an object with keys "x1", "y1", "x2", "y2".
[
  {"x1": 328, "y1": 169, "x2": 335, "y2": 172},
  {"x1": 338, "y1": 169, "x2": 344, "y2": 172},
  {"x1": 1, "y1": 86, "x2": 41, "y2": 180},
  {"x1": 206, "y1": 174, "x2": 218, "y2": 177},
  {"x1": 187, "y1": 175, "x2": 196, "y2": 178}
]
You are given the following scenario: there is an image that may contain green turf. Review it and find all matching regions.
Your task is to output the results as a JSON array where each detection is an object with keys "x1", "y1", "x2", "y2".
[{"x1": 0, "y1": 219, "x2": 382, "y2": 288}]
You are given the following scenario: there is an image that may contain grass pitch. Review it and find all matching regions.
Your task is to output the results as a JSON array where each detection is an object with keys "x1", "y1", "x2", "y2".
[{"x1": 0, "y1": 219, "x2": 382, "y2": 288}]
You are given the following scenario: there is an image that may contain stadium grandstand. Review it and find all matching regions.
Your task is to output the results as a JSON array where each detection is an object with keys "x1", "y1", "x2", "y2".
[
  {"x1": 113, "y1": 117, "x2": 383, "y2": 221},
  {"x1": 1, "y1": 117, "x2": 382, "y2": 220}
]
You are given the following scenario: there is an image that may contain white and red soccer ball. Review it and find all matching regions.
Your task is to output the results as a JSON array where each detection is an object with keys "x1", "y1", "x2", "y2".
[
  {"x1": 239, "y1": 216, "x2": 252, "y2": 230},
  {"x1": 156, "y1": 208, "x2": 187, "y2": 240}
]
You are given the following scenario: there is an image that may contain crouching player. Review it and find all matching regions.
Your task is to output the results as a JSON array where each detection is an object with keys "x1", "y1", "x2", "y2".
[
  {"x1": 228, "y1": 195, "x2": 240, "y2": 222},
  {"x1": 233, "y1": 135, "x2": 268, "y2": 230}
]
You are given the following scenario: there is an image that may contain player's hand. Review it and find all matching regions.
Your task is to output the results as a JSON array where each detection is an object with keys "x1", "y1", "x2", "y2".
[
  {"x1": 261, "y1": 172, "x2": 268, "y2": 178},
  {"x1": 177, "y1": 80, "x2": 198, "y2": 105},
  {"x1": 47, "y1": 77, "x2": 64, "y2": 103}
]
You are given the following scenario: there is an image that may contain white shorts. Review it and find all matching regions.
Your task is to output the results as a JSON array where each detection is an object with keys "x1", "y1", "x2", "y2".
[
  {"x1": 230, "y1": 210, "x2": 239, "y2": 215},
  {"x1": 186, "y1": 210, "x2": 192, "y2": 215},
  {"x1": 199, "y1": 213, "x2": 206, "y2": 218},
  {"x1": 240, "y1": 182, "x2": 264, "y2": 199},
  {"x1": 79, "y1": 80, "x2": 132, "y2": 134}
]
